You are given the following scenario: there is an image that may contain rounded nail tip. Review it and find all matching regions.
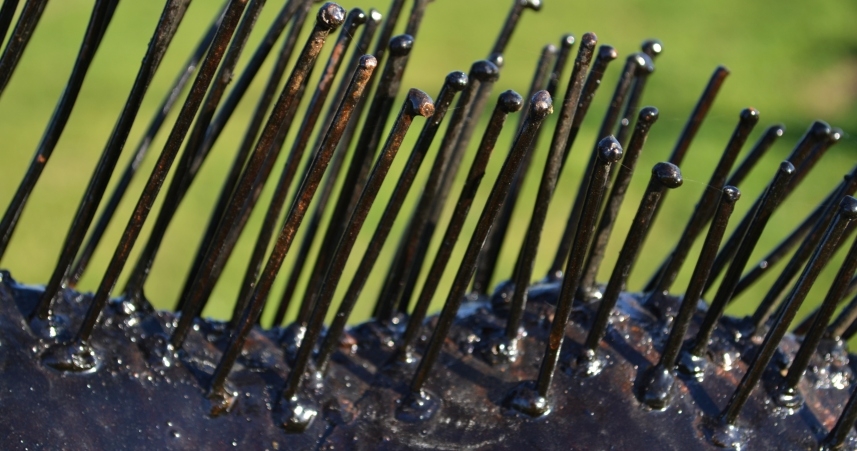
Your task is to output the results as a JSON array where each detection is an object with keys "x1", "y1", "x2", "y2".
[
  {"x1": 652, "y1": 162, "x2": 683, "y2": 189},
  {"x1": 499, "y1": 90, "x2": 525, "y2": 113},
  {"x1": 358, "y1": 54, "x2": 378, "y2": 70},
  {"x1": 488, "y1": 53, "x2": 504, "y2": 70},
  {"x1": 406, "y1": 89, "x2": 435, "y2": 118},
  {"x1": 349, "y1": 8, "x2": 368, "y2": 25},
  {"x1": 597, "y1": 136, "x2": 624, "y2": 163},
  {"x1": 529, "y1": 90, "x2": 553, "y2": 118},
  {"x1": 740, "y1": 107, "x2": 761, "y2": 123},
  {"x1": 445, "y1": 71, "x2": 469, "y2": 92},
  {"x1": 810, "y1": 120, "x2": 832, "y2": 135},
  {"x1": 544, "y1": 43, "x2": 558, "y2": 54},
  {"x1": 828, "y1": 127, "x2": 844, "y2": 143},
  {"x1": 715, "y1": 65, "x2": 731, "y2": 76},
  {"x1": 471, "y1": 60, "x2": 501, "y2": 82},
  {"x1": 632, "y1": 52, "x2": 654, "y2": 75},
  {"x1": 839, "y1": 195, "x2": 857, "y2": 219},
  {"x1": 722, "y1": 185, "x2": 742, "y2": 203},
  {"x1": 389, "y1": 34, "x2": 415, "y2": 56},
  {"x1": 581, "y1": 32, "x2": 598, "y2": 49},
  {"x1": 642, "y1": 55, "x2": 655, "y2": 74},
  {"x1": 522, "y1": 0, "x2": 542, "y2": 11},
  {"x1": 642, "y1": 39, "x2": 663, "y2": 56},
  {"x1": 771, "y1": 124, "x2": 786, "y2": 136},
  {"x1": 368, "y1": 8, "x2": 383, "y2": 22},
  {"x1": 779, "y1": 160, "x2": 797, "y2": 175},
  {"x1": 559, "y1": 33, "x2": 575, "y2": 47},
  {"x1": 318, "y1": 3, "x2": 347, "y2": 30},
  {"x1": 638, "y1": 106, "x2": 659, "y2": 123},
  {"x1": 598, "y1": 45, "x2": 618, "y2": 61}
]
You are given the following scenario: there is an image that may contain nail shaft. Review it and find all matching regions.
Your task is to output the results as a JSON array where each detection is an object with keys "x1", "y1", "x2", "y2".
[
  {"x1": 399, "y1": 91, "x2": 523, "y2": 360},
  {"x1": 0, "y1": 0, "x2": 48, "y2": 98},
  {"x1": 583, "y1": 163, "x2": 682, "y2": 356},
  {"x1": 231, "y1": 8, "x2": 365, "y2": 318},
  {"x1": 207, "y1": 55, "x2": 376, "y2": 399},
  {"x1": 781, "y1": 220, "x2": 857, "y2": 396},
  {"x1": 171, "y1": 3, "x2": 344, "y2": 349},
  {"x1": 689, "y1": 162, "x2": 795, "y2": 359},
  {"x1": 373, "y1": 60, "x2": 499, "y2": 320},
  {"x1": 174, "y1": 0, "x2": 319, "y2": 312},
  {"x1": 490, "y1": 0, "x2": 541, "y2": 60},
  {"x1": 736, "y1": 167, "x2": 857, "y2": 299},
  {"x1": 749, "y1": 131, "x2": 847, "y2": 329},
  {"x1": 315, "y1": 73, "x2": 466, "y2": 372},
  {"x1": 559, "y1": 54, "x2": 646, "y2": 286},
  {"x1": 577, "y1": 107, "x2": 659, "y2": 301},
  {"x1": 502, "y1": 33, "x2": 597, "y2": 339},
  {"x1": 535, "y1": 136, "x2": 623, "y2": 398},
  {"x1": 37, "y1": 0, "x2": 197, "y2": 316},
  {"x1": 615, "y1": 39, "x2": 661, "y2": 147},
  {"x1": 546, "y1": 44, "x2": 619, "y2": 277},
  {"x1": 643, "y1": 108, "x2": 759, "y2": 298},
  {"x1": 121, "y1": 0, "x2": 268, "y2": 301},
  {"x1": 269, "y1": 9, "x2": 381, "y2": 326},
  {"x1": 639, "y1": 186, "x2": 740, "y2": 408},
  {"x1": 407, "y1": 91, "x2": 552, "y2": 396},
  {"x1": 283, "y1": 90, "x2": 433, "y2": 400},
  {"x1": 0, "y1": 0, "x2": 117, "y2": 263},
  {"x1": 704, "y1": 122, "x2": 834, "y2": 294},
  {"x1": 66, "y1": 2, "x2": 225, "y2": 286},
  {"x1": 296, "y1": 33, "x2": 414, "y2": 327},
  {"x1": 720, "y1": 195, "x2": 857, "y2": 426},
  {"x1": 471, "y1": 41, "x2": 560, "y2": 295},
  {"x1": 42, "y1": 0, "x2": 248, "y2": 340}
]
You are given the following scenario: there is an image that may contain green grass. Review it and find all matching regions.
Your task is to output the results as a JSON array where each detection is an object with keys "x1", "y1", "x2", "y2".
[{"x1": 0, "y1": 0, "x2": 855, "y2": 330}]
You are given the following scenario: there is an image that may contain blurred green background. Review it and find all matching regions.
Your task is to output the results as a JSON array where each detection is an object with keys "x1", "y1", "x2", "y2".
[{"x1": 0, "y1": 0, "x2": 855, "y2": 329}]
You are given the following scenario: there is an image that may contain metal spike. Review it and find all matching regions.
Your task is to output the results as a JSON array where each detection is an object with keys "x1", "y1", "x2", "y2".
[
  {"x1": 0, "y1": 0, "x2": 49, "y2": 98},
  {"x1": 314, "y1": 72, "x2": 467, "y2": 374},
  {"x1": 400, "y1": 91, "x2": 552, "y2": 421},
  {"x1": 501, "y1": 33, "x2": 598, "y2": 348},
  {"x1": 66, "y1": 1, "x2": 226, "y2": 286},
  {"x1": 642, "y1": 108, "x2": 759, "y2": 299},
  {"x1": 716, "y1": 196, "x2": 857, "y2": 428},
  {"x1": 683, "y1": 161, "x2": 796, "y2": 374},
  {"x1": 577, "y1": 107, "x2": 659, "y2": 303},
  {"x1": 296, "y1": 33, "x2": 415, "y2": 327},
  {"x1": 399, "y1": 90, "x2": 523, "y2": 362},
  {"x1": 270, "y1": 8, "x2": 382, "y2": 326},
  {"x1": 278, "y1": 90, "x2": 433, "y2": 429},
  {"x1": 473, "y1": 39, "x2": 560, "y2": 295},
  {"x1": 615, "y1": 39, "x2": 660, "y2": 147},
  {"x1": 639, "y1": 186, "x2": 740, "y2": 409},
  {"x1": 704, "y1": 122, "x2": 834, "y2": 294},
  {"x1": 204, "y1": 55, "x2": 377, "y2": 416},
  {"x1": 174, "y1": 0, "x2": 323, "y2": 312},
  {"x1": 0, "y1": 0, "x2": 118, "y2": 263},
  {"x1": 41, "y1": 0, "x2": 206, "y2": 313},
  {"x1": 121, "y1": 0, "x2": 314, "y2": 302},
  {"x1": 372, "y1": 60, "x2": 499, "y2": 321},
  {"x1": 506, "y1": 135, "x2": 622, "y2": 417},
  {"x1": 776, "y1": 222, "x2": 857, "y2": 408},
  {"x1": 736, "y1": 164, "x2": 857, "y2": 300},
  {"x1": 30, "y1": 0, "x2": 251, "y2": 361},
  {"x1": 170, "y1": 2, "x2": 345, "y2": 350},
  {"x1": 230, "y1": 8, "x2": 366, "y2": 321},
  {"x1": 579, "y1": 162, "x2": 682, "y2": 375}
]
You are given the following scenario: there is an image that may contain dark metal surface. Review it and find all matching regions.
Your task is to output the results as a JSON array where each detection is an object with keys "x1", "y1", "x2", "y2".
[{"x1": 3, "y1": 1, "x2": 857, "y2": 450}]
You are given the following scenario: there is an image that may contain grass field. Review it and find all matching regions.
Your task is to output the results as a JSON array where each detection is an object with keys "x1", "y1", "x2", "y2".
[{"x1": 0, "y1": 0, "x2": 855, "y2": 330}]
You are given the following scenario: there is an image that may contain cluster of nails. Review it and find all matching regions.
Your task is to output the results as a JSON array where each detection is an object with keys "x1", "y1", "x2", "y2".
[{"x1": 1, "y1": 0, "x2": 857, "y2": 447}]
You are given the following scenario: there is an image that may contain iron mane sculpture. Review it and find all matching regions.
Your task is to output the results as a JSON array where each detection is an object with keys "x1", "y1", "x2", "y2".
[{"x1": 0, "y1": 0, "x2": 856, "y2": 449}]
